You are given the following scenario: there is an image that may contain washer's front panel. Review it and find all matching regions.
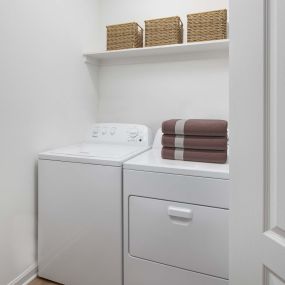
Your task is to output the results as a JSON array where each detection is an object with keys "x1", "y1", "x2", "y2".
[{"x1": 38, "y1": 160, "x2": 122, "y2": 285}]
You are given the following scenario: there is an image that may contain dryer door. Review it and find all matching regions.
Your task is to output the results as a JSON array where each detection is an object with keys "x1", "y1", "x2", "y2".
[{"x1": 129, "y1": 196, "x2": 229, "y2": 279}]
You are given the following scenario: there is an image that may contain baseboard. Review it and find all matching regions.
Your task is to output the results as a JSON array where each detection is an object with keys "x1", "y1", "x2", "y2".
[{"x1": 8, "y1": 263, "x2": 38, "y2": 285}]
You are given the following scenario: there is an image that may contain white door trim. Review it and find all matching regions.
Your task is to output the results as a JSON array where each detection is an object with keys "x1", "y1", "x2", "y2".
[{"x1": 230, "y1": 0, "x2": 285, "y2": 284}]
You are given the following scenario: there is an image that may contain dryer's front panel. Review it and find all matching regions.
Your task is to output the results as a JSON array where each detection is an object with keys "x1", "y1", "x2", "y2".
[
  {"x1": 123, "y1": 169, "x2": 229, "y2": 285},
  {"x1": 38, "y1": 159, "x2": 122, "y2": 285}
]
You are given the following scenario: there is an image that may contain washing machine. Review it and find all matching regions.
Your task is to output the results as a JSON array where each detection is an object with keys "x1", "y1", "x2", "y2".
[
  {"x1": 38, "y1": 123, "x2": 152, "y2": 285},
  {"x1": 123, "y1": 130, "x2": 230, "y2": 285}
]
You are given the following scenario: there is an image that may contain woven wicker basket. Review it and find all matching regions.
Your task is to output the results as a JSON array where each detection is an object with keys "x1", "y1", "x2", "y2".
[
  {"x1": 187, "y1": 9, "x2": 227, "y2": 42},
  {"x1": 145, "y1": 16, "x2": 183, "y2": 47},
  {"x1": 106, "y1": 22, "x2": 143, "y2": 51}
]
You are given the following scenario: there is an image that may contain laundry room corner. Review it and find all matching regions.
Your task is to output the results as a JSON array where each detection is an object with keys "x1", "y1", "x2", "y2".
[{"x1": 2, "y1": 0, "x2": 284, "y2": 284}]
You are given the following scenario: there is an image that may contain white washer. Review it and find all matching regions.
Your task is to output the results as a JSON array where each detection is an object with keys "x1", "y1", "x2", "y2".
[
  {"x1": 38, "y1": 123, "x2": 152, "y2": 285},
  {"x1": 123, "y1": 130, "x2": 230, "y2": 285}
]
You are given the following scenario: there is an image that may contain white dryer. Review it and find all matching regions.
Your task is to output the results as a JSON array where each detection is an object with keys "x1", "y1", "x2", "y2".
[
  {"x1": 123, "y1": 130, "x2": 230, "y2": 285},
  {"x1": 38, "y1": 123, "x2": 152, "y2": 285}
]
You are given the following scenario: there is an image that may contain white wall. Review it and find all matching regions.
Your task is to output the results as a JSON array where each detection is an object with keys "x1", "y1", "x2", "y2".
[
  {"x1": 98, "y1": 55, "x2": 228, "y2": 131},
  {"x1": 0, "y1": 1, "x2": 98, "y2": 284},
  {"x1": 96, "y1": 0, "x2": 229, "y2": 132}
]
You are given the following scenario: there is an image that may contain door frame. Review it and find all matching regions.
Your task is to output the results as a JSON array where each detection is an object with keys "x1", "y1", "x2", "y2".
[{"x1": 230, "y1": 0, "x2": 285, "y2": 284}]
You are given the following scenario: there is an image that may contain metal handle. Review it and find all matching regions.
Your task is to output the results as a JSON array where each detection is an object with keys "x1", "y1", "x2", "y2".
[{"x1": 168, "y1": 206, "x2": 193, "y2": 220}]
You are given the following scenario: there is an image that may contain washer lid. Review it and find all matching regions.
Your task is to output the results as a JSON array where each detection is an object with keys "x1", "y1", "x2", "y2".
[{"x1": 39, "y1": 143, "x2": 150, "y2": 166}]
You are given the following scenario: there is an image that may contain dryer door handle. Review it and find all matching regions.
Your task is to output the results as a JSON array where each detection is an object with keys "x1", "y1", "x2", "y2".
[{"x1": 168, "y1": 206, "x2": 193, "y2": 220}]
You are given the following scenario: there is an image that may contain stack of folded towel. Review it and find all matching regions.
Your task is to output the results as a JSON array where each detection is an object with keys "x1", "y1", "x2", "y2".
[{"x1": 161, "y1": 119, "x2": 228, "y2": 164}]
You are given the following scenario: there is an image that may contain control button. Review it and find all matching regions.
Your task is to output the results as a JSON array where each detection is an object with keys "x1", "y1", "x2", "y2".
[
  {"x1": 110, "y1": 127, "x2": 117, "y2": 135},
  {"x1": 102, "y1": 128, "x2": 107, "y2": 135},
  {"x1": 129, "y1": 127, "x2": 139, "y2": 138},
  {"x1": 92, "y1": 127, "x2": 99, "y2": 137}
]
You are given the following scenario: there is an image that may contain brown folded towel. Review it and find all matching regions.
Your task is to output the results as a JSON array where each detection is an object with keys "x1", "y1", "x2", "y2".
[
  {"x1": 162, "y1": 134, "x2": 227, "y2": 151},
  {"x1": 162, "y1": 119, "x2": 228, "y2": 137},
  {"x1": 161, "y1": 147, "x2": 227, "y2": 164}
]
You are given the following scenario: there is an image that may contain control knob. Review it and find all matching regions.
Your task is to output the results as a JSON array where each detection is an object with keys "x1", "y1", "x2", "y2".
[
  {"x1": 93, "y1": 127, "x2": 99, "y2": 136},
  {"x1": 110, "y1": 127, "x2": 117, "y2": 135},
  {"x1": 102, "y1": 127, "x2": 107, "y2": 135},
  {"x1": 129, "y1": 127, "x2": 139, "y2": 138}
]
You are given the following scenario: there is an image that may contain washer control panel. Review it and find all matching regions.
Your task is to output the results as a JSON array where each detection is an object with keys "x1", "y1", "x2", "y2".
[{"x1": 88, "y1": 123, "x2": 152, "y2": 146}]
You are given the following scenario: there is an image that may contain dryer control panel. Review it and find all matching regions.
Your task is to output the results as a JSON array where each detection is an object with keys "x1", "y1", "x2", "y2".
[{"x1": 87, "y1": 123, "x2": 153, "y2": 147}]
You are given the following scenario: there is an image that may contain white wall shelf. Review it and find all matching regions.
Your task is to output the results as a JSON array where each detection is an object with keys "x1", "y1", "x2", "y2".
[{"x1": 84, "y1": 39, "x2": 229, "y2": 66}]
